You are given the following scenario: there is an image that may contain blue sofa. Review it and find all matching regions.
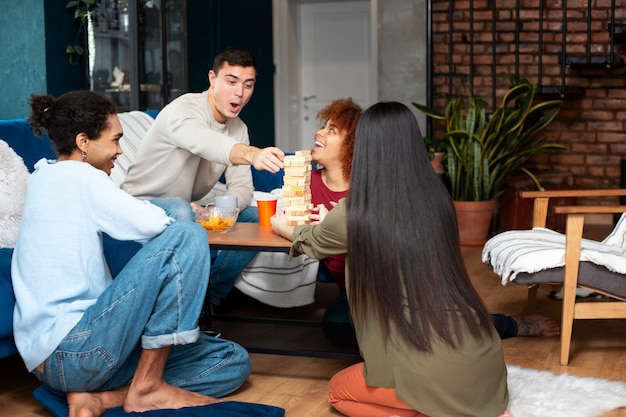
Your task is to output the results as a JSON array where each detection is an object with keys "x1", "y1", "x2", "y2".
[
  {"x1": 0, "y1": 111, "x2": 284, "y2": 359},
  {"x1": 0, "y1": 117, "x2": 57, "y2": 359}
]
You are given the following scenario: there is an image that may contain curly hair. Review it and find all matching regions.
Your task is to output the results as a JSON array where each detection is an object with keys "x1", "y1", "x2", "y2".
[
  {"x1": 315, "y1": 98, "x2": 362, "y2": 181},
  {"x1": 28, "y1": 91, "x2": 117, "y2": 156}
]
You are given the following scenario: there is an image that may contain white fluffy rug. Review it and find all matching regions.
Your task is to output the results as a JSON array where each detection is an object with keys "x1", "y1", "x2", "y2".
[{"x1": 507, "y1": 365, "x2": 626, "y2": 417}]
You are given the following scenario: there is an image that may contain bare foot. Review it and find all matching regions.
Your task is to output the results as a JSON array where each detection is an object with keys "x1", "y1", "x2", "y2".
[
  {"x1": 67, "y1": 388, "x2": 127, "y2": 417},
  {"x1": 124, "y1": 380, "x2": 220, "y2": 413},
  {"x1": 498, "y1": 410, "x2": 513, "y2": 417},
  {"x1": 512, "y1": 314, "x2": 560, "y2": 337}
]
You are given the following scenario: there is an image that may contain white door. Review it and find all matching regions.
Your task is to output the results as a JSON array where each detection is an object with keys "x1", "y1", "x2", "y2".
[
  {"x1": 273, "y1": 0, "x2": 377, "y2": 152},
  {"x1": 298, "y1": 1, "x2": 371, "y2": 151}
]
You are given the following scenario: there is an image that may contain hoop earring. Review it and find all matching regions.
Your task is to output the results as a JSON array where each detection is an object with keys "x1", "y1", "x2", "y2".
[{"x1": 81, "y1": 151, "x2": 87, "y2": 160}]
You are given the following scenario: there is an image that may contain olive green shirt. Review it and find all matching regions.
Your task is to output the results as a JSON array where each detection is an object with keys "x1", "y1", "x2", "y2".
[{"x1": 292, "y1": 199, "x2": 509, "y2": 417}]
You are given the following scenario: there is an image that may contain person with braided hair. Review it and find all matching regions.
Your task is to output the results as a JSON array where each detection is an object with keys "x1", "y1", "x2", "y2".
[{"x1": 12, "y1": 90, "x2": 251, "y2": 417}]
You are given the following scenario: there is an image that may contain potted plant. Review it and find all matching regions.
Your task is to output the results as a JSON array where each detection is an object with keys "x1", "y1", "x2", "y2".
[
  {"x1": 412, "y1": 77, "x2": 565, "y2": 245},
  {"x1": 423, "y1": 136, "x2": 446, "y2": 175},
  {"x1": 65, "y1": 0, "x2": 97, "y2": 65}
]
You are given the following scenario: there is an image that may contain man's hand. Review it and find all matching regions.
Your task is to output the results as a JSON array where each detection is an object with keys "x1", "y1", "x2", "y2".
[
  {"x1": 250, "y1": 147, "x2": 284, "y2": 173},
  {"x1": 230, "y1": 144, "x2": 284, "y2": 173},
  {"x1": 190, "y1": 202, "x2": 204, "y2": 213}
]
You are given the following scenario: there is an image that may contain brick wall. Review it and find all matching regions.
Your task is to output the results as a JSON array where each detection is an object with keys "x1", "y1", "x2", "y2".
[{"x1": 429, "y1": 0, "x2": 626, "y2": 205}]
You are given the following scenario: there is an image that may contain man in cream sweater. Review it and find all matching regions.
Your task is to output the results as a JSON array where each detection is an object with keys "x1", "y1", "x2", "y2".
[{"x1": 122, "y1": 47, "x2": 284, "y2": 306}]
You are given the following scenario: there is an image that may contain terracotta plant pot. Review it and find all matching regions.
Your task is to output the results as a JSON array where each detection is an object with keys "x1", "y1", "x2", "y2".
[
  {"x1": 430, "y1": 152, "x2": 445, "y2": 175},
  {"x1": 453, "y1": 200, "x2": 496, "y2": 246}
]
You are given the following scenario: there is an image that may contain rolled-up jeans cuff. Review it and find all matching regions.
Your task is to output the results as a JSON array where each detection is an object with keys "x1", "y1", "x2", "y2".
[{"x1": 142, "y1": 327, "x2": 200, "y2": 349}]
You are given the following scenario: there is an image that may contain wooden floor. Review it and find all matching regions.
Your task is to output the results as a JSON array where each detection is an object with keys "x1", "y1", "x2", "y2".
[{"x1": 1, "y1": 224, "x2": 625, "y2": 417}]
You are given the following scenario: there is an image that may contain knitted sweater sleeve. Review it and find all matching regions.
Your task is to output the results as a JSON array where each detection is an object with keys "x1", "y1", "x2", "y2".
[{"x1": 88, "y1": 170, "x2": 172, "y2": 243}]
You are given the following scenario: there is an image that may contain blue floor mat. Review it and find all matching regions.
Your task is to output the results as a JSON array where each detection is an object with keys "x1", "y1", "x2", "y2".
[{"x1": 33, "y1": 385, "x2": 285, "y2": 417}]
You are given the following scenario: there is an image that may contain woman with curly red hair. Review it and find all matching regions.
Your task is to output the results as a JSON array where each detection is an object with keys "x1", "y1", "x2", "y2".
[
  {"x1": 221, "y1": 98, "x2": 363, "y2": 320},
  {"x1": 309, "y1": 98, "x2": 362, "y2": 289}
]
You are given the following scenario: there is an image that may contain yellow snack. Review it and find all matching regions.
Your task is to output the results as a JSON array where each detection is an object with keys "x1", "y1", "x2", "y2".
[{"x1": 198, "y1": 214, "x2": 236, "y2": 232}]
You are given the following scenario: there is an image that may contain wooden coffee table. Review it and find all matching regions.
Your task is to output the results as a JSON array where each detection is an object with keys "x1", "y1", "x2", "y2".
[
  {"x1": 202, "y1": 222, "x2": 361, "y2": 360},
  {"x1": 204, "y1": 223, "x2": 292, "y2": 252}
]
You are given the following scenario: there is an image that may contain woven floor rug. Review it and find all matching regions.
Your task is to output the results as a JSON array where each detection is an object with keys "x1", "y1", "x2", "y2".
[{"x1": 507, "y1": 365, "x2": 626, "y2": 417}]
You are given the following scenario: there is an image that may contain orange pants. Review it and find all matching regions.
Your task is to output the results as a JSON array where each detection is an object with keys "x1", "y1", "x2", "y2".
[{"x1": 328, "y1": 362, "x2": 429, "y2": 417}]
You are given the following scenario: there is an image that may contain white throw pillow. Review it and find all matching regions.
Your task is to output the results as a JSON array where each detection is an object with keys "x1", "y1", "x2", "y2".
[
  {"x1": 0, "y1": 140, "x2": 30, "y2": 249},
  {"x1": 109, "y1": 111, "x2": 155, "y2": 186}
]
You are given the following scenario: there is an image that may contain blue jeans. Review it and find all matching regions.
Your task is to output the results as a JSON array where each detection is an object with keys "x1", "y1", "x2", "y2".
[
  {"x1": 150, "y1": 197, "x2": 196, "y2": 221},
  {"x1": 33, "y1": 221, "x2": 251, "y2": 396},
  {"x1": 103, "y1": 198, "x2": 195, "y2": 278},
  {"x1": 209, "y1": 206, "x2": 260, "y2": 305},
  {"x1": 147, "y1": 199, "x2": 259, "y2": 305}
]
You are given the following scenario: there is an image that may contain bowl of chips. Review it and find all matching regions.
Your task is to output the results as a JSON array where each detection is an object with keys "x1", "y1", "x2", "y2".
[{"x1": 195, "y1": 206, "x2": 239, "y2": 233}]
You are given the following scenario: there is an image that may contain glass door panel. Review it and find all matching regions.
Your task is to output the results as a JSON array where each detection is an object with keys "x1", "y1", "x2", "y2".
[
  {"x1": 87, "y1": 0, "x2": 186, "y2": 111},
  {"x1": 89, "y1": 0, "x2": 133, "y2": 111},
  {"x1": 138, "y1": 0, "x2": 163, "y2": 109},
  {"x1": 165, "y1": 0, "x2": 187, "y2": 102}
]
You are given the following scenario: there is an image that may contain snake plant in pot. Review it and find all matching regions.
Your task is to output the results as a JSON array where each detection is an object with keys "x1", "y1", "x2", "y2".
[{"x1": 412, "y1": 78, "x2": 565, "y2": 245}]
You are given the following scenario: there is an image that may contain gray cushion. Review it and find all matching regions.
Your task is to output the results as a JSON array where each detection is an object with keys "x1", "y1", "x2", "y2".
[{"x1": 515, "y1": 261, "x2": 626, "y2": 299}]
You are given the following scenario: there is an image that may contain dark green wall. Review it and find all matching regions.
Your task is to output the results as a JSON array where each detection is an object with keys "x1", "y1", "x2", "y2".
[
  {"x1": 187, "y1": 0, "x2": 274, "y2": 148},
  {"x1": 1, "y1": 1, "x2": 274, "y2": 146}
]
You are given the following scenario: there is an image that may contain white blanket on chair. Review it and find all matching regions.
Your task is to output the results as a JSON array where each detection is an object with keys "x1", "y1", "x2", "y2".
[{"x1": 482, "y1": 213, "x2": 626, "y2": 285}]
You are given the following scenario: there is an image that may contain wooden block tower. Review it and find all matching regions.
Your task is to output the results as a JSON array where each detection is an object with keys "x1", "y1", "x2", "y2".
[{"x1": 282, "y1": 150, "x2": 313, "y2": 225}]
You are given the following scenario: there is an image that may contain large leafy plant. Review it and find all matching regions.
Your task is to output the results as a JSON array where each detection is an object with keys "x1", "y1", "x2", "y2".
[{"x1": 413, "y1": 78, "x2": 565, "y2": 201}]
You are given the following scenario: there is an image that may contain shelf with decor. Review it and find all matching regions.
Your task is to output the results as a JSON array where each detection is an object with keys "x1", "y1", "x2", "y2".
[{"x1": 85, "y1": 0, "x2": 188, "y2": 111}]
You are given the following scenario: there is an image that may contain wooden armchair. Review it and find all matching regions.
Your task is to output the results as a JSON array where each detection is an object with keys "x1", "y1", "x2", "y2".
[{"x1": 516, "y1": 189, "x2": 626, "y2": 365}]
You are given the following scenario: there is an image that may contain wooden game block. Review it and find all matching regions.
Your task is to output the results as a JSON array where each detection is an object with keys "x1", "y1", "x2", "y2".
[
  {"x1": 283, "y1": 195, "x2": 312, "y2": 206},
  {"x1": 282, "y1": 190, "x2": 310, "y2": 198},
  {"x1": 285, "y1": 205, "x2": 313, "y2": 216},
  {"x1": 284, "y1": 154, "x2": 313, "y2": 167},
  {"x1": 287, "y1": 219, "x2": 311, "y2": 226},
  {"x1": 282, "y1": 184, "x2": 310, "y2": 192},
  {"x1": 284, "y1": 165, "x2": 312, "y2": 176},
  {"x1": 284, "y1": 178, "x2": 311, "y2": 186}
]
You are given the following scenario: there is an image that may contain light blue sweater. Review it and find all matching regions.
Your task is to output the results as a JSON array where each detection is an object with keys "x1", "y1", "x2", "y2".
[{"x1": 11, "y1": 159, "x2": 173, "y2": 371}]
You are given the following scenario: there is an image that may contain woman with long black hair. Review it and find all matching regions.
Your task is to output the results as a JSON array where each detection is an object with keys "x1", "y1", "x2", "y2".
[{"x1": 272, "y1": 101, "x2": 511, "y2": 417}]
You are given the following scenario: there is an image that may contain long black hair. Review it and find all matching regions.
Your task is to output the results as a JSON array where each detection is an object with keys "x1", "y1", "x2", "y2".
[
  {"x1": 346, "y1": 101, "x2": 494, "y2": 352},
  {"x1": 28, "y1": 90, "x2": 117, "y2": 156}
]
